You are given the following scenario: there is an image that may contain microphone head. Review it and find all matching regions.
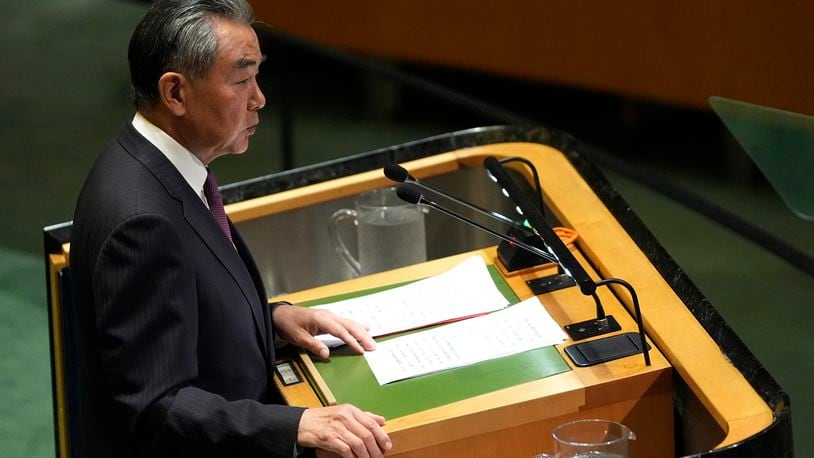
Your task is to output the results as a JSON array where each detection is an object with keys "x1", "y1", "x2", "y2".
[
  {"x1": 384, "y1": 163, "x2": 413, "y2": 183},
  {"x1": 395, "y1": 183, "x2": 423, "y2": 205},
  {"x1": 483, "y1": 156, "x2": 501, "y2": 175}
]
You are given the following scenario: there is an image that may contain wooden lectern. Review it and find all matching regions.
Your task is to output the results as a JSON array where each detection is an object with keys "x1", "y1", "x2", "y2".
[
  {"x1": 272, "y1": 248, "x2": 673, "y2": 457},
  {"x1": 44, "y1": 126, "x2": 791, "y2": 457}
]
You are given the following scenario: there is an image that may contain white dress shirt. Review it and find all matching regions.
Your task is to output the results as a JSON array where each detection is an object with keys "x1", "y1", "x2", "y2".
[{"x1": 131, "y1": 112, "x2": 210, "y2": 209}]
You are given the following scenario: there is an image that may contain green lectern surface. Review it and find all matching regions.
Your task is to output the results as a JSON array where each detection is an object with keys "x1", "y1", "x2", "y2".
[
  {"x1": 710, "y1": 95, "x2": 814, "y2": 220},
  {"x1": 300, "y1": 266, "x2": 572, "y2": 419}
]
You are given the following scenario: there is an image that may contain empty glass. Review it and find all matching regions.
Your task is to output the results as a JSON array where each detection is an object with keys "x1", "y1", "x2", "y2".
[{"x1": 329, "y1": 187, "x2": 426, "y2": 276}]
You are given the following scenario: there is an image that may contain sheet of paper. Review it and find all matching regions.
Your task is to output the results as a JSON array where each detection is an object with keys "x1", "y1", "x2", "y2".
[
  {"x1": 363, "y1": 296, "x2": 567, "y2": 385},
  {"x1": 314, "y1": 256, "x2": 509, "y2": 347}
]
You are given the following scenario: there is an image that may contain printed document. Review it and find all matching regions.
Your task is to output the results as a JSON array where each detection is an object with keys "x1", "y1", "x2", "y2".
[
  {"x1": 314, "y1": 256, "x2": 509, "y2": 347},
  {"x1": 364, "y1": 297, "x2": 567, "y2": 385}
]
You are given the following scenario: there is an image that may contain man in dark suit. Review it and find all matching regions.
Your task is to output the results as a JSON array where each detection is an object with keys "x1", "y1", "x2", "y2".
[{"x1": 70, "y1": 1, "x2": 392, "y2": 456}]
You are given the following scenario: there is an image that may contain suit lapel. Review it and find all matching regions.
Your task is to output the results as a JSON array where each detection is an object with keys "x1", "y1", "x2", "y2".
[
  {"x1": 181, "y1": 199, "x2": 270, "y2": 355},
  {"x1": 116, "y1": 123, "x2": 270, "y2": 355}
]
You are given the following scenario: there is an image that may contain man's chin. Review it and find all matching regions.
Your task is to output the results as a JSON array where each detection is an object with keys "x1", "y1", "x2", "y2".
[
  {"x1": 210, "y1": 144, "x2": 249, "y2": 163},
  {"x1": 227, "y1": 139, "x2": 252, "y2": 155}
]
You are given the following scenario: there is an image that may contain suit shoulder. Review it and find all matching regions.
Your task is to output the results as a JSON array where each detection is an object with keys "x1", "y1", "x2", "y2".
[{"x1": 72, "y1": 133, "x2": 186, "y2": 253}]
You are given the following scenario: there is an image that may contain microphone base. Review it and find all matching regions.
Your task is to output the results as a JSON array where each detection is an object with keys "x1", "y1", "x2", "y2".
[
  {"x1": 526, "y1": 273, "x2": 576, "y2": 295},
  {"x1": 497, "y1": 229, "x2": 550, "y2": 272},
  {"x1": 563, "y1": 331, "x2": 650, "y2": 367},
  {"x1": 564, "y1": 315, "x2": 621, "y2": 341}
]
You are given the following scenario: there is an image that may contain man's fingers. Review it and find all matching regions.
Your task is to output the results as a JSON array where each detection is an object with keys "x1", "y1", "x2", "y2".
[
  {"x1": 341, "y1": 410, "x2": 387, "y2": 458},
  {"x1": 299, "y1": 406, "x2": 392, "y2": 457},
  {"x1": 316, "y1": 316, "x2": 370, "y2": 354},
  {"x1": 352, "y1": 410, "x2": 391, "y2": 453},
  {"x1": 290, "y1": 327, "x2": 330, "y2": 359},
  {"x1": 340, "y1": 317, "x2": 377, "y2": 351},
  {"x1": 341, "y1": 425, "x2": 375, "y2": 458},
  {"x1": 367, "y1": 421, "x2": 390, "y2": 454},
  {"x1": 323, "y1": 422, "x2": 381, "y2": 458},
  {"x1": 320, "y1": 436, "x2": 353, "y2": 458},
  {"x1": 365, "y1": 411, "x2": 387, "y2": 426},
  {"x1": 335, "y1": 328, "x2": 367, "y2": 354}
]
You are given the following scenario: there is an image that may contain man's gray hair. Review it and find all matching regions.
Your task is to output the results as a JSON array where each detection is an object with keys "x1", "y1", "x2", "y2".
[{"x1": 128, "y1": 0, "x2": 254, "y2": 111}]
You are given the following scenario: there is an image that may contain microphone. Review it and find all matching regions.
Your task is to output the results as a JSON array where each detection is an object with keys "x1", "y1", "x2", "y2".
[
  {"x1": 395, "y1": 183, "x2": 557, "y2": 263},
  {"x1": 385, "y1": 163, "x2": 525, "y2": 230},
  {"x1": 484, "y1": 156, "x2": 596, "y2": 295},
  {"x1": 383, "y1": 163, "x2": 414, "y2": 182},
  {"x1": 483, "y1": 156, "x2": 650, "y2": 366},
  {"x1": 385, "y1": 163, "x2": 550, "y2": 270}
]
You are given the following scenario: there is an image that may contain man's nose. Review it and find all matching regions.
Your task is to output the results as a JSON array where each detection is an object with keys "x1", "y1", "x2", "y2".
[{"x1": 250, "y1": 81, "x2": 266, "y2": 112}]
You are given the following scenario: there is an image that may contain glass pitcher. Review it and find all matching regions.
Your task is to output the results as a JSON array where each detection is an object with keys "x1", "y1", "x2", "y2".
[
  {"x1": 533, "y1": 419, "x2": 636, "y2": 458},
  {"x1": 329, "y1": 187, "x2": 426, "y2": 276}
]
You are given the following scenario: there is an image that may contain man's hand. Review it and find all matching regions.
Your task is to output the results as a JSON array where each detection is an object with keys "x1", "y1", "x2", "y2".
[
  {"x1": 299, "y1": 404, "x2": 391, "y2": 458},
  {"x1": 272, "y1": 305, "x2": 376, "y2": 359}
]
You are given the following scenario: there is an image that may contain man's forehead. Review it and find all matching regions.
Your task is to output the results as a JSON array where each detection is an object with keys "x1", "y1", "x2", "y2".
[
  {"x1": 234, "y1": 54, "x2": 267, "y2": 70},
  {"x1": 211, "y1": 18, "x2": 263, "y2": 67}
]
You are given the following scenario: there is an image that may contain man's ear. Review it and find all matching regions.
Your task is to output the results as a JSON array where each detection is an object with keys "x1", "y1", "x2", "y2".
[{"x1": 157, "y1": 72, "x2": 188, "y2": 116}]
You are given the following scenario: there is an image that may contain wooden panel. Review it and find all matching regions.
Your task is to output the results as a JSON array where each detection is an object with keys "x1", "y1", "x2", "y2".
[
  {"x1": 47, "y1": 252, "x2": 69, "y2": 458},
  {"x1": 389, "y1": 390, "x2": 673, "y2": 458},
  {"x1": 271, "y1": 358, "x2": 323, "y2": 408},
  {"x1": 253, "y1": 1, "x2": 814, "y2": 113}
]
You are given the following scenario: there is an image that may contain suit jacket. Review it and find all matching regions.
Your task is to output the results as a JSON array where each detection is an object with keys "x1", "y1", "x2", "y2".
[{"x1": 70, "y1": 122, "x2": 304, "y2": 457}]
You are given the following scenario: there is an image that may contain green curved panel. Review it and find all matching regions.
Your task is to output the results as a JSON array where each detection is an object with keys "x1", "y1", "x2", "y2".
[{"x1": 711, "y1": 96, "x2": 814, "y2": 220}]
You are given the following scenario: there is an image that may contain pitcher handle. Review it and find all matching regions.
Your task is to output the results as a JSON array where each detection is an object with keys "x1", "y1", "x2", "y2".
[{"x1": 329, "y1": 208, "x2": 362, "y2": 275}]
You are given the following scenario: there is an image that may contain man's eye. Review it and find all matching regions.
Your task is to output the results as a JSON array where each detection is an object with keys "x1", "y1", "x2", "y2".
[{"x1": 237, "y1": 79, "x2": 249, "y2": 85}]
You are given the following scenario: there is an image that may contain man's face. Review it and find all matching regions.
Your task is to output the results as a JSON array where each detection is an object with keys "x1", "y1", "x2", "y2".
[{"x1": 182, "y1": 18, "x2": 265, "y2": 164}]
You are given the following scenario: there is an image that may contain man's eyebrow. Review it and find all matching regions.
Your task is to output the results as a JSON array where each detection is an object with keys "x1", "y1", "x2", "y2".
[{"x1": 235, "y1": 54, "x2": 268, "y2": 69}]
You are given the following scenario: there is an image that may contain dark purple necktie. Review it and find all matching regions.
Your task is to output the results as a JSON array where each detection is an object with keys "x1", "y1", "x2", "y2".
[{"x1": 203, "y1": 168, "x2": 233, "y2": 243}]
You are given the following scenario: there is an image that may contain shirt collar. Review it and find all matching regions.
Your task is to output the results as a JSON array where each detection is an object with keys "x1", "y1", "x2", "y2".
[{"x1": 131, "y1": 112, "x2": 208, "y2": 205}]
